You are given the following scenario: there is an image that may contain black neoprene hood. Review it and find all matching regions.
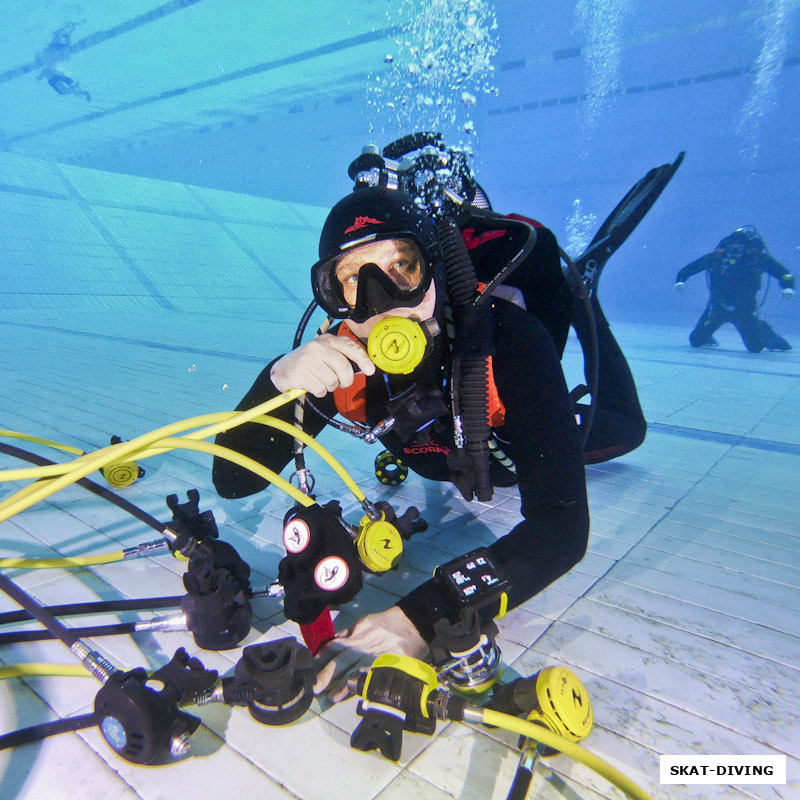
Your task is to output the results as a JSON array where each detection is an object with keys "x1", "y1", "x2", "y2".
[
  {"x1": 311, "y1": 187, "x2": 444, "y2": 320},
  {"x1": 317, "y1": 187, "x2": 440, "y2": 263}
]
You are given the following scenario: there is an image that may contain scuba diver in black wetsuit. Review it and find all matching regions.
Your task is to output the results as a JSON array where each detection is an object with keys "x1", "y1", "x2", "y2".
[
  {"x1": 674, "y1": 226, "x2": 796, "y2": 352},
  {"x1": 211, "y1": 135, "x2": 683, "y2": 696}
]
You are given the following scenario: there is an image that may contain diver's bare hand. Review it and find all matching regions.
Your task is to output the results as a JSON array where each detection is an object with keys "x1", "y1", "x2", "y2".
[
  {"x1": 270, "y1": 334, "x2": 375, "y2": 397},
  {"x1": 313, "y1": 606, "x2": 428, "y2": 703}
]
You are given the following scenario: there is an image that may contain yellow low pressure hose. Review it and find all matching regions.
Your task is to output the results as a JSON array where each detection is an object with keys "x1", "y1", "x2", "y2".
[
  {"x1": 0, "y1": 439, "x2": 314, "y2": 564},
  {"x1": 0, "y1": 410, "x2": 363, "y2": 504},
  {"x1": 475, "y1": 708, "x2": 654, "y2": 800},
  {"x1": 0, "y1": 400, "x2": 366, "y2": 528},
  {"x1": 0, "y1": 391, "x2": 304, "y2": 484},
  {"x1": 0, "y1": 664, "x2": 89, "y2": 680},
  {"x1": 0, "y1": 390, "x2": 305, "y2": 523},
  {"x1": 0, "y1": 552, "x2": 124, "y2": 569},
  {"x1": 155, "y1": 438, "x2": 314, "y2": 509},
  {"x1": 0, "y1": 430, "x2": 84, "y2": 457}
]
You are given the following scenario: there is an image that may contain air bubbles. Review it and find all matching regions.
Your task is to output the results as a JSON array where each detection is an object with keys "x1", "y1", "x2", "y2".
[
  {"x1": 367, "y1": 0, "x2": 499, "y2": 150},
  {"x1": 737, "y1": 0, "x2": 793, "y2": 164},
  {"x1": 565, "y1": 199, "x2": 598, "y2": 260},
  {"x1": 575, "y1": 0, "x2": 635, "y2": 130}
]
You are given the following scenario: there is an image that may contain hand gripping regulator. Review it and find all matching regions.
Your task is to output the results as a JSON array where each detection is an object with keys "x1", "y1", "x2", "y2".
[{"x1": 430, "y1": 547, "x2": 510, "y2": 693}]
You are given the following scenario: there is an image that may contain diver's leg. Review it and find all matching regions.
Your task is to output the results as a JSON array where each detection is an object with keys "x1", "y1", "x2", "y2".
[
  {"x1": 735, "y1": 311, "x2": 767, "y2": 353},
  {"x1": 571, "y1": 294, "x2": 646, "y2": 464},
  {"x1": 689, "y1": 305, "x2": 721, "y2": 347},
  {"x1": 754, "y1": 317, "x2": 792, "y2": 351}
]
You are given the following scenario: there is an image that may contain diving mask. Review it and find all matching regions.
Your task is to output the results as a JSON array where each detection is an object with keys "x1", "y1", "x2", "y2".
[{"x1": 311, "y1": 236, "x2": 432, "y2": 323}]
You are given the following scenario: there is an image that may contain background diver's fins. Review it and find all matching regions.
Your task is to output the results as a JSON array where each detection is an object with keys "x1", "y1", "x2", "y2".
[{"x1": 574, "y1": 151, "x2": 685, "y2": 287}]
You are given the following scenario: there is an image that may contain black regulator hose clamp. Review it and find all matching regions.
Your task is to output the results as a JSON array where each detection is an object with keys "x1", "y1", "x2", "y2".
[
  {"x1": 223, "y1": 637, "x2": 315, "y2": 725},
  {"x1": 94, "y1": 648, "x2": 218, "y2": 765}
]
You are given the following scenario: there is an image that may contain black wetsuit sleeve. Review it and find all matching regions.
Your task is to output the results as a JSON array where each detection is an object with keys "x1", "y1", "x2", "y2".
[
  {"x1": 759, "y1": 254, "x2": 795, "y2": 289},
  {"x1": 397, "y1": 303, "x2": 590, "y2": 643},
  {"x1": 676, "y1": 254, "x2": 714, "y2": 284},
  {"x1": 211, "y1": 357, "x2": 334, "y2": 499}
]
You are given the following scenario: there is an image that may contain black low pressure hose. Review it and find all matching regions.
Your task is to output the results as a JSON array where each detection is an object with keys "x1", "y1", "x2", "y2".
[
  {"x1": 0, "y1": 714, "x2": 98, "y2": 752},
  {"x1": 0, "y1": 596, "x2": 183, "y2": 627},
  {"x1": 0, "y1": 621, "x2": 141, "y2": 645},
  {"x1": 0, "y1": 571, "x2": 81, "y2": 649},
  {"x1": 0, "y1": 441, "x2": 163, "y2": 533},
  {"x1": 472, "y1": 215, "x2": 538, "y2": 309},
  {"x1": 506, "y1": 767, "x2": 534, "y2": 800},
  {"x1": 437, "y1": 215, "x2": 493, "y2": 501}
]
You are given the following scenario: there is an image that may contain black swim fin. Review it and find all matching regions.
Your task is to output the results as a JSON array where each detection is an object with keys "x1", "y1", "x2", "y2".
[{"x1": 575, "y1": 151, "x2": 685, "y2": 291}]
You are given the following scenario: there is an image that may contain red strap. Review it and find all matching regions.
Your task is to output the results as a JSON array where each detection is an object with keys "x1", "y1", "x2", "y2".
[
  {"x1": 299, "y1": 606, "x2": 335, "y2": 654},
  {"x1": 332, "y1": 322, "x2": 368, "y2": 423},
  {"x1": 462, "y1": 213, "x2": 544, "y2": 251}
]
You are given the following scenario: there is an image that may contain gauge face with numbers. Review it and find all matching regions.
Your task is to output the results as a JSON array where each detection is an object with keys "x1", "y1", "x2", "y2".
[{"x1": 435, "y1": 547, "x2": 510, "y2": 607}]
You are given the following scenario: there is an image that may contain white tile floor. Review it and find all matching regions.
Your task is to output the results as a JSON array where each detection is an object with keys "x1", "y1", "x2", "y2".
[{"x1": 0, "y1": 311, "x2": 797, "y2": 800}]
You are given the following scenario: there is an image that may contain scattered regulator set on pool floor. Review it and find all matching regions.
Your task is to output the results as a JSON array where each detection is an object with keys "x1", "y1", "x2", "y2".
[{"x1": 0, "y1": 388, "x2": 653, "y2": 800}]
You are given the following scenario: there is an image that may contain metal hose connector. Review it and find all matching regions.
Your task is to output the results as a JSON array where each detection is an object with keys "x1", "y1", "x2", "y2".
[{"x1": 71, "y1": 641, "x2": 117, "y2": 683}]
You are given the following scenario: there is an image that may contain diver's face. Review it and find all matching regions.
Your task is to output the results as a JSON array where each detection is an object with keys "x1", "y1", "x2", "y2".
[
  {"x1": 334, "y1": 238, "x2": 425, "y2": 308},
  {"x1": 339, "y1": 239, "x2": 437, "y2": 339}
]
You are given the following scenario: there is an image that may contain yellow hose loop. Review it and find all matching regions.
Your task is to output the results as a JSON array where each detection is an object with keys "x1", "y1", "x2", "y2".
[
  {"x1": 480, "y1": 709, "x2": 654, "y2": 800},
  {"x1": 0, "y1": 429, "x2": 85, "y2": 457},
  {"x1": 0, "y1": 664, "x2": 90, "y2": 680},
  {"x1": 0, "y1": 390, "x2": 303, "y2": 484},
  {"x1": 0, "y1": 551, "x2": 125, "y2": 569},
  {"x1": 150, "y1": 438, "x2": 315, "y2": 509},
  {"x1": 0, "y1": 390, "x2": 304, "y2": 523},
  {"x1": 0, "y1": 391, "x2": 368, "y2": 526},
  {"x1": 252, "y1": 415, "x2": 366, "y2": 503},
  {"x1": 100, "y1": 460, "x2": 140, "y2": 489}
]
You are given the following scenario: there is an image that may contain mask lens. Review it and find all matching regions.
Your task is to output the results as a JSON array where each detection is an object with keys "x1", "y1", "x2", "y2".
[{"x1": 333, "y1": 238, "x2": 425, "y2": 308}]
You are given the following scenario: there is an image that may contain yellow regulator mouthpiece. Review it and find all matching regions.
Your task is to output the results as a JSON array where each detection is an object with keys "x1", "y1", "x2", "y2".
[{"x1": 367, "y1": 316, "x2": 436, "y2": 375}]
